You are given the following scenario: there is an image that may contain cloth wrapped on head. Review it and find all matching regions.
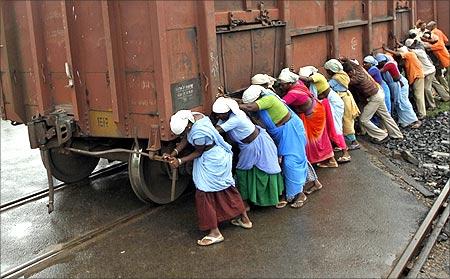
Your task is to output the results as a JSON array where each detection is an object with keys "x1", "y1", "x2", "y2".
[
  {"x1": 251, "y1": 74, "x2": 277, "y2": 87},
  {"x1": 278, "y1": 68, "x2": 299, "y2": 83},
  {"x1": 350, "y1": 59, "x2": 360, "y2": 66},
  {"x1": 212, "y1": 97, "x2": 246, "y2": 117},
  {"x1": 363, "y1": 55, "x2": 378, "y2": 66},
  {"x1": 324, "y1": 59, "x2": 343, "y2": 73},
  {"x1": 298, "y1": 66, "x2": 318, "y2": 77},
  {"x1": 397, "y1": 46, "x2": 409, "y2": 54},
  {"x1": 405, "y1": 38, "x2": 415, "y2": 48},
  {"x1": 375, "y1": 53, "x2": 389, "y2": 63},
  {"x1": 170, "y1": 110, "x2": 195, "y2": 135},
  {"x1": 242, "y1": 84, "x2": 265, "y2": 103}
]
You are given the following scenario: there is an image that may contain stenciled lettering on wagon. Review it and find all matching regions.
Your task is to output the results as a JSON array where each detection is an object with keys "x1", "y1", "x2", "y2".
[{"x1": 170, "y1": 78, "x2": 202, "y2": 112}]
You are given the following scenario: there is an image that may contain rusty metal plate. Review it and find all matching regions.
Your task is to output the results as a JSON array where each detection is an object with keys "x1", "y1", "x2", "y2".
[
  {"x1": 3, "y1": 1, "x2": 33, "y2": 72},
  {"x1": 88, "y1": 110, "x2": 120, "y2": 137},
  {"x1": 171, "y1": 78, "x2": 202, "y2": 112},
  {"x1": 164, "y1": 1, "x2": 196, "y2": 29},
  {"x1": 126, "y1": 72, "x2": 158, "y2": 114},
  {"x1": 395, "y1": 10, "x2": 411, "y2": 41},
  {"x1": 337, "y1": 1, "x2": 364, "y2": 22},
  {"x1": 119, "y1": 2, "x2": 155, "y2": 72},
  {"x1": 289, "y1": 0, "x2": 327, "y2": 28},
  {"x1": 214, "y1": 0, "x2": 243, "y2": 12},
  {"x1": 292, "y1": 33, "x2": 329, "y2": 71},
  {"x1": 217, "y1": 26, "x2": 284, "y2": 93},
  {"x1": 372, "y1": 1, "x2": 389, "y2": 18},
  {"x1": 71, "y1": 1, "x2": 108, "y2": 73},
  {"x1": 167, "y1": 28, "x2": 200, "y2": 82},
  {"x1": 338, "y1": 27, "x2": 364, "y2": 62},
  {"x1": 41, "y1": 2, "x2": 68, "y2": 72},
  {"x1": 372, "y1": 23, "x2": 390, "y2": 52},
  {"x1": 85, "y1": 73, "x2": 110, "y2": 111},
  {"x1": 437, "y1": 1, "x2": 450, "y2": 36}
]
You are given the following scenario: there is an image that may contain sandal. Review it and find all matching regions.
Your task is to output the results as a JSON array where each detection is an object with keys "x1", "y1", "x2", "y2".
[
  {"x1": 337, "y1": 156, "x2": 351, "y2": 163},
  {"x1": 305, "y1": 183, "x2": 323, "y2": 195},
  {"x1": 317, "y1": 162, "x2": 338, "y2": 168},
  {"x1": 290, "y1": 196, "x2": 307, "y2": 208},
  {"x1": 197, "y1": 234, "x2": 224, "y2": 246},
  {"x1": 410, "y1": 121, "x2": 422, "y2": 129},
  {"x1": 348, "y1": 143, "x2": 361, "y2": 150},
  {"x1": 231, "y1": 218, "x2": 253, "y2": 229},
  {"x1": 275, "y1": 200, "x2": 288, "y2": 209}
]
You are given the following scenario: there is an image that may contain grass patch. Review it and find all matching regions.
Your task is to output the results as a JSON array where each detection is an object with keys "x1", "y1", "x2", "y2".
[{"x1": 428, "y1": 100, "x2": 450, "y2": 117}]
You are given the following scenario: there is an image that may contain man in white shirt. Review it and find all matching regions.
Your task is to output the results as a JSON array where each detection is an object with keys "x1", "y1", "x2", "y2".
[{"x1": 405, "y1": 38, "x2": 437, "y2": 109}]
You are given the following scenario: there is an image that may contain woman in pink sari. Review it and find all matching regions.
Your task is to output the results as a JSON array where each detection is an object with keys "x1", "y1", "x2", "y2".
[{"x1": 278, "y1": 68, "x2": 338, "y2": 171}]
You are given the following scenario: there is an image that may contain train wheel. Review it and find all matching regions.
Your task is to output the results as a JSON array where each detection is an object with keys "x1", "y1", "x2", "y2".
[
  {"x1": 42, "y1": 148, "x2": 100, "y2": 183},
  {"x1": 128, "y1": 143, "x2": 190, "y2": 204}
]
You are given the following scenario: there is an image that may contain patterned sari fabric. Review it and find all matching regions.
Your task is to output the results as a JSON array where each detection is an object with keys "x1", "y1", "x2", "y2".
[{"x1": 282, "y1": 83, "x2": 334, "y2": 164}]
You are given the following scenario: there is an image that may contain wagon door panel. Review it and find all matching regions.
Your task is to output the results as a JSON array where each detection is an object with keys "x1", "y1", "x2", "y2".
[{"x1": 214, "y1": 0, "x2": 285, "y2": 94}]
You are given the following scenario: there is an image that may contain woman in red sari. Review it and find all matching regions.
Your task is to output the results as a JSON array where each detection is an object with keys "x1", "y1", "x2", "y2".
[{"x1": 278, "y1": 68, "x2": 338, "y2": 169}]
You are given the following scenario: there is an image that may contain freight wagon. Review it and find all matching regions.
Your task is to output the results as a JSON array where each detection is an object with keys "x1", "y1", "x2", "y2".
[{"x1": 1, "y1": 0, "x2": 449, "y2": 205}]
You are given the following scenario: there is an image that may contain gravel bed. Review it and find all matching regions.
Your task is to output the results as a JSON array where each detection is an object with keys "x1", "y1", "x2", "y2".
[
  {"x1": 370, "y1": 110, "x2": 449, "y2": 278},
  {"x1": 381, "y1": 111, "x2": 449, "y2": 192}
]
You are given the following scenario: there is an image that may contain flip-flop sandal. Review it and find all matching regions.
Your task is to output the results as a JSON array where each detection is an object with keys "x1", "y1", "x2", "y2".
[
  {"x1": 348, "y1": 144, "x2": 361, "y2": 150},
  {"x1": 337, "y1": 156, "x2": 351, "y2": 163},
  {"x1": 231, "y1": 218, "x2": 253, "y2": 229},
  {"x1": 197, "y1": 235, "x2": 224, "y2": 246},
  {"x1": 305, "y1": 184, "x2": 323, "y2": 195},
  {"x1": 411, "y1": 122, "x2": 422, "y2": 129},
  {"x1": 290, "y1": 196, "x2": 307, "y2": 208},
  {"x1": 317, "y1": 162, "x2": 338, "y2": 168},
  {"x1": 275, "y1": 201, "x2": 288, "y2": 209}
]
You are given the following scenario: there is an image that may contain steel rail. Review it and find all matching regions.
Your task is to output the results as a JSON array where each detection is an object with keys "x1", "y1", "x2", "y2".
[
  {"x1": 0, "y1": 191, "x2": 192, "y2": 279},
  {"x1": 387, "y1": 179, "x2": 450, "y2": 278},
  {"x1": 0, "y1": 206, "x2": 153, "y2": 278},
  {"x1": 0, "y1": 162, "x2": 127, "y2": 213},
  {"x1": 407, "y1": 200, "x2": 450, "y2": 278}
]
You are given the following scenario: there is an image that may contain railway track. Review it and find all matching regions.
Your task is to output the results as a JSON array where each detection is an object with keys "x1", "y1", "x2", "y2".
[
  {"x1": 388, "y1": 179, "x2": 450, "y2": 278},
  {"x1": 0, "y1": 191, "x2": 192, "y2": 279},
  {"x1": 0, "y1": 162, "x2": 128, "y2": 213}
]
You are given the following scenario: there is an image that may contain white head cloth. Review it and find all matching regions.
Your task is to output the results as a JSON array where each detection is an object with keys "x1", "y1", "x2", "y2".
[
  {"x1": 298, "y1": 66, "x2": 318, "y2": 77},
  {"x1": 242, "y1": 84, "x2": 264, "y2": 103},
  {"x1": 351, "y1": 59, "x2": 360, "y2": 65},
  {"x1": 170, "y1": 110, "x2": 195, "y2": 135},
  {"x1": 398, "y1": 46, "x2": 409, "y2": 54},
  {"x1": 212, "y1": 97, "x2": 246, "y2": 117},
  {"x1": 363, "y1": 55, "x2": 378, "y2": 66},
  {"x1": 278, "y1": 68, "x2": 299, "y2": 83},
  {"x1": 324, "y1": 59, "x2": 343, "y2": 73},
  {"x1": 405, "y1": 38, "x2": 415, "y2": 47},
  {"x1": 251, "y1": 74, "x2": 277, "y2": 87}
]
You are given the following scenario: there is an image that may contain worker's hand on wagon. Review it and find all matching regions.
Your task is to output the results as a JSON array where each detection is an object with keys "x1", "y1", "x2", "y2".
[
  {"x1": 289, "y1": 64, "x2": 296, "y2": 73},
  {"x1": 162, "y1": 153, "x2": 175, "y2": 161},
  {"x1": 168, "y1": 157, "x2": 182, "y2": 168}
]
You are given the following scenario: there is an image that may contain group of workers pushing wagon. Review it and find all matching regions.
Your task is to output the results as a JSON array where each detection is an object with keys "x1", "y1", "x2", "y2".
[{"x1": 161, "y1": 19, "x2": 449, "y2": 246}]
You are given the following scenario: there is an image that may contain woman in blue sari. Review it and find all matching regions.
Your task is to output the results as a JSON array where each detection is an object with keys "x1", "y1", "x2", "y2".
[
  {"x1": 363, "y1": 55, "x2": 392, "y2": 113},
  {"x1": 212, "y1": 97, "x2": 284, "y2": 209},
  {"x1": 239, "y1": 84, "x2": 314, "y2": 209},
  {"x1": 166, "y1": 110, "x2": 252, "y2": 246},
  {"x1": 375, "y1": 54, "x2": 421, "y2": 128}
]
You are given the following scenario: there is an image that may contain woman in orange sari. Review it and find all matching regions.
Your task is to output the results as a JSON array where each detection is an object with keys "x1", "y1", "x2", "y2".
[{"x1": 278, "y1": 68, "x2": 338, "y2": 170}]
